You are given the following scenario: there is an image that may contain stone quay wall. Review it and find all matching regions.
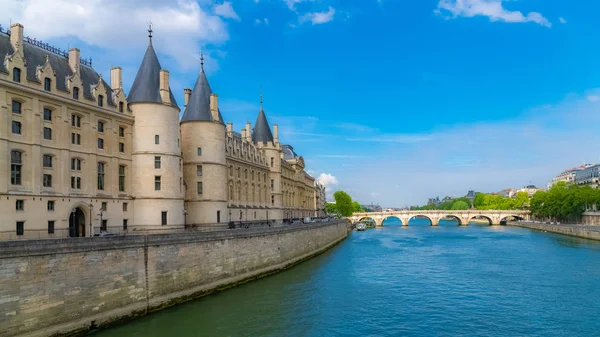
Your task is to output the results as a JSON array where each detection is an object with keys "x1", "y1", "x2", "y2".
[
  {"x1": 0, "y1": 221, "x2": 349, "y2": 337},
  {"x1": 510, "y1": 221, "x2": 600, "y2": 241}
]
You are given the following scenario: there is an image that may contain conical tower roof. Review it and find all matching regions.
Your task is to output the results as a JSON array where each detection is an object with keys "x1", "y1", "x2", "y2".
[
  {"x1": 127, "y1": 31, "x2": 178, "y2": 109},
  {"x1": 181, "y1": 64, "x2": 224, "y2": 123},
  {"x1": 252, "y1": 103, "x2": 274, "y2": 143}
]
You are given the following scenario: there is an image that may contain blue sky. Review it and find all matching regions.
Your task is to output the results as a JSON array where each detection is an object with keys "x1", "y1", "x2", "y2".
[{"x1": 4, "y1": 0, "x2": 600, "y2": 207}]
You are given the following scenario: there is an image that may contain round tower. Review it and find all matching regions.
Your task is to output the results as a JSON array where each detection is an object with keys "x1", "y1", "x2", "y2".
[
  {"x1": 128, "y1": 31, "x2": 184, "y2": 229},
  {"x1": 180, "y1": 62, "x2": 228, "y2": 226}
]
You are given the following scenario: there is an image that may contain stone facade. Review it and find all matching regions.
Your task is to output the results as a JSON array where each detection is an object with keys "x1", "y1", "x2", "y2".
[
  {"x1": 0, "y1": 221, "x2": 348, "y2": 337},
  {"x1": 0, "y1": 23, "x2": 324, "y2": 240}
]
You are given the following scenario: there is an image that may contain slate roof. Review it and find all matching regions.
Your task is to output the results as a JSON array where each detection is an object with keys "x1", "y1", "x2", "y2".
[
  {"x1": 127, "y1": 40, "x2": 178, "y2": 109},
  {"x1": 252, "y1": 108, "x2": 274, "y2": 144},
  {"x1": 282, "y1": 144, "x2": 298, "y2": 160},
  {"x1": 181, "y1": 67, "x2": 224, "y2": 123},
  {"x1": 0, "y1": 32, "x2": 116, "y2": 106}
]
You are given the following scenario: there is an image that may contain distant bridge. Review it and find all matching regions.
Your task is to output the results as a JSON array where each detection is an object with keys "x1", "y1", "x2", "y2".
[{"x1": 350, "y1": 210, "x2": 530, "y2": 226}]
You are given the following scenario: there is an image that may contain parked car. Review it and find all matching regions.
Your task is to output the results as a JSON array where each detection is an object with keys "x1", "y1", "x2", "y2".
[{"x1": 94, "y1": 231, "x2": 117, "y2": 237}]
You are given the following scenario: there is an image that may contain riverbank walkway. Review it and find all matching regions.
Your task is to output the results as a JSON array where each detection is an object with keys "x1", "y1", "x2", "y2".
[{"x1": 510, "y1": 221, "x2": 600, "y2": 241}]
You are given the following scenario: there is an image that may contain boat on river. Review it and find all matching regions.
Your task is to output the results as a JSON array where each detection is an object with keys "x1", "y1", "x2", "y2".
[{"x1": 356, "y1": 223, "x2": 367, "y2": 231}]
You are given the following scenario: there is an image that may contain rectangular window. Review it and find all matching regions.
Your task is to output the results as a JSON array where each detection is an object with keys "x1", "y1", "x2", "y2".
[
  {"x1": 44, "y1": 78, "x2": 52, "y2": 92},
  {"x1": 101, "y1": 219, "x2": 107, "y2": 231},
  {"x1": 119, "y1": 165, "x2": 125, "y2": 192},
  {"x1": 71, "y1": 158, "x2": 81, "y2": 171},
  {"x1": 11, "y1": 151, "x2": 22, "y2": 185},
  {"x1": 47, "y1": 200, "x2": 55, "y2": 211},
  {"x1": 43, "y1": 127, "x2": 52, "y2": 140},
  {"x1": 119, "y1": 142, "x2": 125, "y2": 153},
  {"x1": 197, "y1": 147, "x2": 202, "y2": 156},
  {"x1": 123, "y1": 202, "x2": 128, "y2": 212},
  {"x1": 271, "y1": 195, "x2": 275, "y2": 205},
  {"x1": 43, "y1": 174, "x2": 52, "y2": 187},
  {"x1": 122, "y1": 219, "x2": 128, "y2": 230},
  {"x1": 155, "y1": 135, "x2": 159, "y2": 144},
  {"x1": 98, "y1": 95, "x2": 104, "y2": 107},
  {"x1": 12, "y1": 100, "x2": 22, "y2": 114},
  {"x1": 16, "y1": 222, "x2": 24, "y2": 236},
  {"x1": 43, "y1": 108, "x2": 52, "y2": 121},
  {"x1": 155, "y1": 176, "x2": 161, "y2": 191},
  {"x1": 98, "y1": 162, "x2": 105, "y2": 190},
  {"x1": 217, "y1": 211, "x2": 221, "y2": 223},
  {"x1": 72, "y1": 176, "x2": 81, "y2": 189},
  {"x1": 16, "y1": 200, "x2": 24, "y2": 211},
  {"x1": 197, "y1": 182, "x2": 203, "y2": 195},
  {"x1": 71, "y1": 115, "x2": 81, "y2": 128},
  {"x1": 12, "y1": 121, "x2": 21, "y2": 134},
  {"x1": 71, "y1": 133, "x2": 81, "y2": 145},
  {"x1": 13, "y1": 67, "x2": 21, "y2": 83},
  {"x1": 155, "y1": 156, "x2": 161, "y2": 169},
  {"x1": 119, "y1": 102, "x2": 124, "y2": 113},
  {"x1": 101, "y1": 202, "x2": 107, "y2": 211},
  {"x1": 48, "y1": 221, "x2": 55, "y2": 234},
  {"x1": 73, "y1": 87, "x2": 79, "y2": 100},
  {"x1": 161, "y1": 211, "x2": 167, "y2": 225},
  {"x1": 271, "y1": 157, "x2": 274, "y2": 168},
  {"x1": 197, "y1": 165, "x2": 202, "y2": 176},
  {"x1": 97, "y1": 138, "x2": 104, "y2": 149},
  {"x1": 43, "y1": 154, "x2": 53, "y2": 168},
  {"x1": 77, "y1": 134, "x2": 81, "y2": 144},
  {"x1": 271, "y1": 179, "x2": 274, "y2": 191},
  {"x1": 97, "y1": 121, "x2": 104, "y2": 133},
  {"x1": 119, "y1": 127, "x2": 125, "y2": 137}
]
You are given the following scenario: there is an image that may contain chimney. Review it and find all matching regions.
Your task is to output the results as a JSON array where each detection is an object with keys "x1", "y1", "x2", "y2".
[
  {"x1": 184, "y1": 88, "x2": 192, "y2": 107},
  {"x1": 241, "y1": 128, "x2": 247, "y2": 140},
  {"x1": 246, "y1": 122, "x2": 252, "y2": 141},
  {"x1": 227, "y1": 122, "x2": 233, "y2": 137},
  {"x1": 273, "y1": 124, "x2": 279, "y2": 143},
  {"x1": 110, "y1": 66, "x2": 122, "y2": 90},
  {"x1": 159, "y1": 69, "x2": 170, "y2": 104},
  {"x1": 209, "y1": 94, "x2": 219, "y2": 121},
  {"x1": 9, "y1": 23, "x2": 24, "y2": 57},
  {"x1": 68, "y1": 48, "x2": 81, "y2": 74}
]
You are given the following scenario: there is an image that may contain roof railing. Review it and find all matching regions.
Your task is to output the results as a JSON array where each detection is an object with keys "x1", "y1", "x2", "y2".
[{"x1": 0, "y1": 24, "x2": 92, "y2": 67}]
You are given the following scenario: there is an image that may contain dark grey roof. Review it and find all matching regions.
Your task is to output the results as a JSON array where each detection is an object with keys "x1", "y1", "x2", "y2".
[
  {"x1": 127, "y1": 41, "x2": 178, "y2": 109},
  {"x1": 181, "y1": 68, "x2": 224, "y2": 123},
  {"x1": 0, "y1": 32, "x2": 115, "y2": 106},
  {"x1": 282, "y1": 144, "x2": 298, "y2": 160},
  {"x1": 251, "y1": 108, "x2": 274, "y2": 143}
]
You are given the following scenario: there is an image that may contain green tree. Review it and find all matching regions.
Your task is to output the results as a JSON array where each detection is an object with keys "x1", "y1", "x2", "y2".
[
  {"x1": 333, "y1": 191, "x2": 353, "y2": 216},
  {"x1": 514, "y1": 191, "x2": 529, "y2": 209},
  {"x1": 325, "y1": 203, "x2": 337, "y2": 214},
  {"x1": 352, "y1": 201, "x2": 364, "y2": 213},
  {"x1": 451, "y1": 200, "x2": 470, "y2": 210}
]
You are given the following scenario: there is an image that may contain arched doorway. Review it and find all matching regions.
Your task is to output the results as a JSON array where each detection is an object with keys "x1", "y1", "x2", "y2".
[{"x1": 69, "y1": 208, "x2": 86, "y2": 237}]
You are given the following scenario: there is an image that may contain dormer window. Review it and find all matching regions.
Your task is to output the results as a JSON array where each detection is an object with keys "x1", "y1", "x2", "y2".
[
  {"x1": 44, "y1": 78, "x2": 52, "y2": 92},
  {"x1": 13, "y1": 67, "x2": 21, "y2": 83},
  {"x1": 98, "y1": 95, "x2": 104, "y2": 107},
  {"x1": 73, "y1": 87, "x2": 79, "y2": 100},
  {"x1": 119, "y1": 102, "x2": 124, "y2": 113}
]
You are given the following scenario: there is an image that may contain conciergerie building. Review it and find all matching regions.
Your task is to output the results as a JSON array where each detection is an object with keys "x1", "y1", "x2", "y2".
[{"x1": 0, "y1": 23, "x2": 327, "y2": 240}]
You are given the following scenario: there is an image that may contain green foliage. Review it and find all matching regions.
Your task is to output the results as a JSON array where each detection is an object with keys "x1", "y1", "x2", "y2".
[
  {"x1": 411, "y1": 197, "x2": 472, "y2": 211},
  {"x1": 530, "y1": 182, "x2": 600, "y2": 222},
  {"x1": 352, "y1": 201, "x2": 365, "y2": 213},
  {"x1": 326, "y1": 203, "x2": 337, "y2": 214},
  {"x1": 451, "y1": 200, "x2": 470, "y2": 210},
  {"x1": 333, "y1": 191, "x2": 354, "y2": 216}
]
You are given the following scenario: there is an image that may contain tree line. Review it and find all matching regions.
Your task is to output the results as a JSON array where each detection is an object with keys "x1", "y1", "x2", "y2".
[
  {"x1": 411, "y1": 192, "x2": 530, "y2": 211},
  {"x1": 530, "y1": 182, "x2": 600, "y2": 222},
  {"x1": 326, "y1": 191, "x2": 365, "y2": 216}
]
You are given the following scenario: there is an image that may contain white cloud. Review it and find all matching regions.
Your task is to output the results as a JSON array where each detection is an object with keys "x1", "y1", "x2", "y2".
[
  {"x1": 318, "y1": 173, "x2": 339, "y2": 187},
  {"x1": 254, "y1": 17, "x2": 269, "y2": 25},
  {"x1": 214, "y1": 1, "x2": 240, "y2": 21},
  {"x1": 559, "y1": 17, "x2": 567, "y2": 24},
  {"x1": 587, "y1": 95, "x2": 600, "y2": 102},
  {"x1": 436, "y1": 0, "x2": 551, "y2": 28},
  {"x1": 299, "y1": 6, "x2": 336, "y2": 25},
  {"x1": 0, "y1": 0, "x2": 232, "y2": 69},
  {"x1": 284, "y1": 0, "x2": 314, "y2": 11}
]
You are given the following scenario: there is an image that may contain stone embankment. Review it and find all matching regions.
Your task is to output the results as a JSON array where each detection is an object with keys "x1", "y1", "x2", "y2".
[
  {"x1": 0, "y1": 221, "x2": 350, "y2": 337},
  {"x1": 510, "y1": 221, "x2": 600, "y2": 241}
]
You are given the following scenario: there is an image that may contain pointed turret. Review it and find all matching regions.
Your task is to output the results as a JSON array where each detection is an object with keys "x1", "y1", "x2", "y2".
[
  {"x1": 252, "y1": 92, "x2": 274, "y2": 143},
  {"x1": 127, "y1": 26, "x2": 178, "y2": 108},
  {"x1": 181, "y1": 53, "x2": 224, "y2": 123}
]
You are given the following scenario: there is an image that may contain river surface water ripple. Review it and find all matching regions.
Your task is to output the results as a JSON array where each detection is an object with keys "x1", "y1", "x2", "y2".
[{"x1": 95, "y1": 219, "x2": 600, "y2": 337}]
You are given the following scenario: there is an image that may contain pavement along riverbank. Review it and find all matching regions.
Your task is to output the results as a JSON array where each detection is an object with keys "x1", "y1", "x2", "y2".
[{"x1": 510, "y1": 221, "x2": 600, "y2": 241}]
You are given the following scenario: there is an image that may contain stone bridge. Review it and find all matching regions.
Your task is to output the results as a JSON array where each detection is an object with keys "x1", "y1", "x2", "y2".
[{"x1": 349, "y1": 210, "x2": 530, "y2": 226}]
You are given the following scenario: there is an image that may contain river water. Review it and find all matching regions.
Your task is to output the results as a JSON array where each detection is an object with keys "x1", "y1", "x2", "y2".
[{"x1": 95, "y1": 218, "x2": 600, "y2": 337}]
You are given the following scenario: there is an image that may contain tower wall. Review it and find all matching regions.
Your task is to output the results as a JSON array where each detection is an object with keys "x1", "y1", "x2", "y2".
[
  {"x1": 131, "y1": 103, "x2": 184, "y2": 229},
  {"x1": 262, "y1": 144, "x2": 283, "y2": 221},
  {"x1": 181, "y1": 121, "x2": 228, "y2": 225}
]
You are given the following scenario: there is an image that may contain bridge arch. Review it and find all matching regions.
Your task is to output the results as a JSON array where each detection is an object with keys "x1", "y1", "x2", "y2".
[
  {"x1": 439, "y1": 215, "x2": 463, "y2": 226},
  {"x1": 408, "y1": 215, "x2": 434, "y2": 226},
  {"x1": 470, "y1": 216, "x2": 492, "y2": 225},
  {"x1": 382, "y1": 215, "x2": 403, "y2": 226},
  {"x1": 500, "y1": 215, "x2": 525, "y2": 225}
]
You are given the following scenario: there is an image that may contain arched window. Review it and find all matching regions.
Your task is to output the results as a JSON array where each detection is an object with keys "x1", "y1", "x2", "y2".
[
  {"x1": 73, "y1": 87, "x2": 79, "y2": 100},
  {"x1": 11, "y1": 150, "x2": 23, "y2": 185},
  {"x1": 44, "y1": 78, "x2": 52, "y2": 92},
  {"x1": 13, "y1": 67, "x2": 21, "y2": 82},
  {"x1": 97, "y1": 95, "x2": 104, "y2": 107}
]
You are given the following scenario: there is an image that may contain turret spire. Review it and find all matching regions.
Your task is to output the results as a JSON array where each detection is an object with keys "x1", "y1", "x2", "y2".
[
  {"x1": 200, "y1": 49, "x2": 204, "y2": 72},
  {"x1": 260, "y1": 86, "x2": 263, "y2": 110},
  {"x1": 148, "y1": 22, "x2": 153, "y2": 45}
]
